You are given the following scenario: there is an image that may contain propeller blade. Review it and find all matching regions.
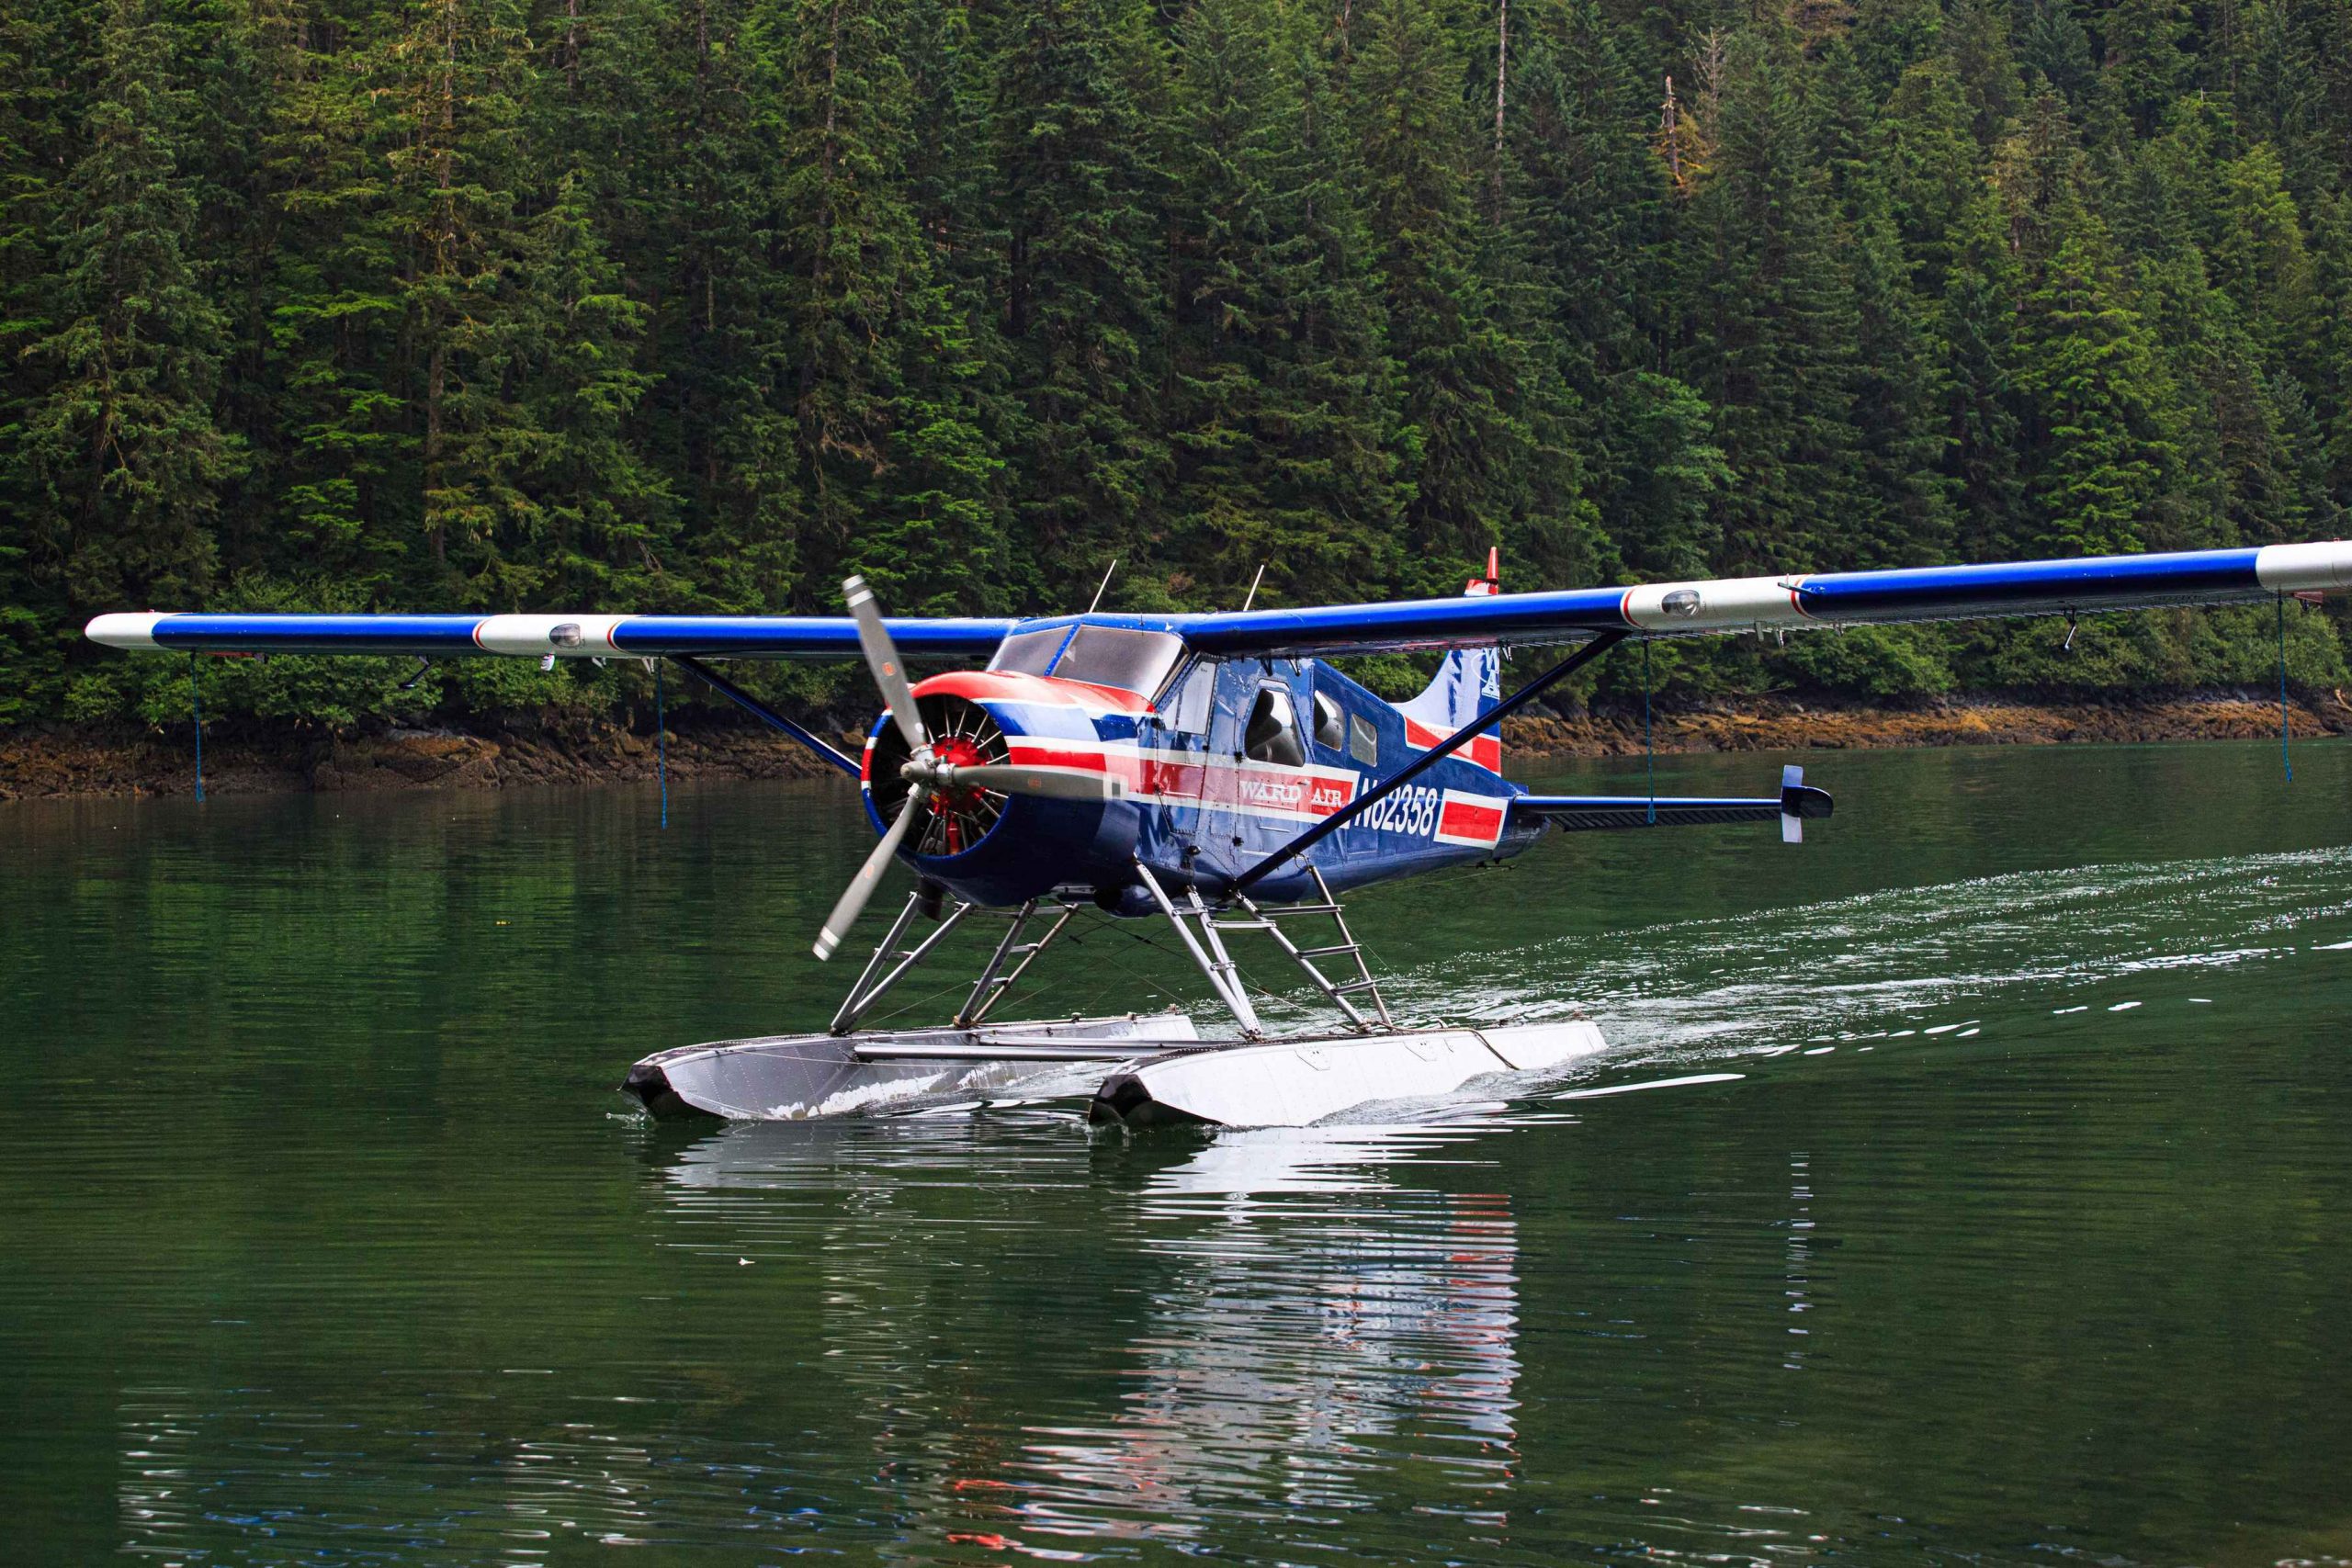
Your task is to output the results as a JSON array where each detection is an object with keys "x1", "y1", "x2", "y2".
[
  {"x1": 844, "y1": 575, "x2": 928, "y2": 755},
  {"x1": 813, "y1": 784, "x2": 931, "y2": 961},
  {"x1": 927, "y1": 762, "x2": 1127, "y2": 802}
]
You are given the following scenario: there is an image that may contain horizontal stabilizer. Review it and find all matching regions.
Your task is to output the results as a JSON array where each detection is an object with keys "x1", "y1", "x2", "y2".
[{"x1": 1513, "y1": 772, "x2": 1834, "y2": 836}]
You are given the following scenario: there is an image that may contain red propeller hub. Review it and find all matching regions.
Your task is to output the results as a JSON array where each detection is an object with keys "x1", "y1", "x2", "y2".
[{"x1": 930, "y1": 734, "x2": 991, "y2": 815}]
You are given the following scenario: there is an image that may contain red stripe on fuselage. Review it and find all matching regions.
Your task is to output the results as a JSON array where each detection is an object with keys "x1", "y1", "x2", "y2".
[
  {"x1": 1002, "y1": 741, "x2": 1357, "y2": 819},
  {"x1": 916, "y1": 669, "x2": 1155, "y2": 714},
  {"x1": 1438, "y1": 796, "x2": 1505, "y2": 844},
  {"x1": 1402, "y1": 716, "x2": 1502, "y2": 773}
]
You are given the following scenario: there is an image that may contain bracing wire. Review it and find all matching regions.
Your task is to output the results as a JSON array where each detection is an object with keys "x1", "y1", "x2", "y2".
[
  {"x1": 2278, "y1": 591, "x2": 2294, "y2": 784},
  {"x1": 1642, "y1": 637, "x2": 1657, "y2": 826},
  {"x1": 189, "y1": 653, "x2": 205, "y2": 803},
  {"x1": 654, "y1": 660, "x2": 670, "y2": 829}
]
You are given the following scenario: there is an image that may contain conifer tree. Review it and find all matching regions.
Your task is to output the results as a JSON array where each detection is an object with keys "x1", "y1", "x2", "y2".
[
  {"x1": 376, "y1": 0, "x2": 534, "y2": 592},
  {"x1": 450, "y1": 170, "x2": 678, "y2": 604},
  {"x1": 2014, "y1": 218, "x2": 2185, "y2": 556},
  {"x1": 2308, "y1": 190, "x2": 2352, "y2": 502},
  {"x1": 1161, "y1": 0, "x2": 1405, "y2": 607},
  {"x1": 861, "y1": 0, "x2": 1013, "y2": 617},
  {"x1": 2207, "y1": 143, "x2": 2315, "y2": 363},
  {"x1": 990, "y1": 0, "x2": 1171, "y2": 603},
  {"x1": 1849, "y1": 194, "x2": 1956, "y2": 566},
  {"x1": 1881, "y1": 59, "x2": 1982, "y2": 297},
  {"x1": 11, "y1": 0, "x2": 243, "y2": 630},
  {"x1": 2090, "y1": 0, "x2": 2192, "y2": 141},
  {"x1": 1938, "y1": 190, "x2": 2030, "y2": 559},
  {"x1": 1351, "y1": 0, "x2": 1532, "y2": 585},
  {"x1": 1675, "y1": 28, "x2": 1867, "y2": 570},
  {"x1": 636, "y1": 0, "x2": 804, "y2": 612},
  {"x1": 253, "y1": 0, "x2": 409, "y2": 592},
  {"x1": 754, "y1": 0, "x2": 924, "y2": 583}
]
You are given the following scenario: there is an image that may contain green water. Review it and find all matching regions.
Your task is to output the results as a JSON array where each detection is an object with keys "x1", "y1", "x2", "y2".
[{"x1": 6, "y1": 739, "x2": 2351, "y2": 1565}]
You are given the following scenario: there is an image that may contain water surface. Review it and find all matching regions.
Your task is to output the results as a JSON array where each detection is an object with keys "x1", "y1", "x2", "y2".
[{"x1": 5, "y1": 739, "x2": 2350, "y2": 1563}]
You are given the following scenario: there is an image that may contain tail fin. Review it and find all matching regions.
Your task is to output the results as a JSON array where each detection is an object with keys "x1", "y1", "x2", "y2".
[{"x1": 1394, "y1": 548, "x2": 1504, "y2": 773}]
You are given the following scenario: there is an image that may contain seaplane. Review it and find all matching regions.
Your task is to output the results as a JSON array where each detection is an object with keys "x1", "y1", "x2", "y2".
[{"x1": 86, "y1": 538, "x2": 2352, "y2": 1126}]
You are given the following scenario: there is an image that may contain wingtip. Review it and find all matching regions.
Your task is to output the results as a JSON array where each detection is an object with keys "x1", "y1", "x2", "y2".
[{"x1": 86, "y1": 612, "x2": 165, "y2": 649}]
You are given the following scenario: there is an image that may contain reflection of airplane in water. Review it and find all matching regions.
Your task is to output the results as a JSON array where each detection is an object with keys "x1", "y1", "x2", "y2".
[{"x1": 662, "y1": 1116, "x2": 1528, "y2": 1550}]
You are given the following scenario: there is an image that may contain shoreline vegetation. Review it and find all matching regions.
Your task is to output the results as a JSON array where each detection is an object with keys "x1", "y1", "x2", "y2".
[
  {"x1": 6, "y1": 0, "x2": 2352, "y2": 735},
  {"x1": 6, "y1": 689, "x2": 2342, "y2": 801}
]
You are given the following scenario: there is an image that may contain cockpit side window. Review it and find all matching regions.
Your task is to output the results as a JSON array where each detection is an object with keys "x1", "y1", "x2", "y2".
[
  {"x1": 1165, "y1": 660, "x2": 1216, "y2": 734},
  {"x1": 1243, "y1": 685, "x2": 1305, "y2": 767},
  {"x1": 1311, "y1": 691, "x2": 1345, "y2": 752}
]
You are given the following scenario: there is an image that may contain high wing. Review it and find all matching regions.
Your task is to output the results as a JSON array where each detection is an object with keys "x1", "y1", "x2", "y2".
[
  {"x1": 83, "y1": 611, "x2": 1015, "y2": 660},
  {"x1": 83, "y1": 539, "x2": 2352, "y2": 662},
  {"x1": 1169, "y1": 541, "x2": 2352, "y2": 656}
]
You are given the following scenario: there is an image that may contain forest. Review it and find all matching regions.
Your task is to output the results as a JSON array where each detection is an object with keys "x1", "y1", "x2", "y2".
[{"x1": 4, "y1": 0, "x2": 2351, "y2": 730}]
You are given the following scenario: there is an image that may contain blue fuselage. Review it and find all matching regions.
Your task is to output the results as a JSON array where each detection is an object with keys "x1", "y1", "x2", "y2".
[{"x1": 861, "y1": 651, "x2": 1540, "y2": 910}]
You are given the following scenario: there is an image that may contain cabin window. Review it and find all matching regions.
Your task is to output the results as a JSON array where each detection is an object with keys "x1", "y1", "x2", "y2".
[
  {"x1": 1312, "y1": 691, "x2": 1345, "y2": 751},
  {"x1": 1348, "y1": 713, "x2": 1379, "y2": 767},
  {"x1": 1244, "y1": 686, "x2": 1305, "y2": 767},
  {"x1": 989, "y1": 627, "x2": 1067, "y2": 676},
  {"x1": 1052, "y1": 625, "x2": 1187, "y2": 699},
  {"x1": 1165, "y1": 660, "x2": 1216, "y2": 734}
]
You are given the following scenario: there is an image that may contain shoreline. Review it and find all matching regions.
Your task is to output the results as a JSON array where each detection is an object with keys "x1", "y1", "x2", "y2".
[{"x1": 3, "y1": 688, "x2": 2346, "y2": 802}]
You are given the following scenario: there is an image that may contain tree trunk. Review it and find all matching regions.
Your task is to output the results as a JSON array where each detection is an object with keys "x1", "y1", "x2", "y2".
[{"x1": 1492, "y1": 0, "x2": 1509, "y2": 219}]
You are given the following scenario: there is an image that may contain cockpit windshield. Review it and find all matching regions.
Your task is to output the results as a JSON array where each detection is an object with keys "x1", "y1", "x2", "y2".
[
  {"x1": 1056, "y1": 625, "x2": 1187, "y2": 698},
  {"x1": 988, "y1": 626, "x2": 1066, "y2": 677},
  {"x1": 986, "y1": 623, "x2": 1188, "y2": 701}
]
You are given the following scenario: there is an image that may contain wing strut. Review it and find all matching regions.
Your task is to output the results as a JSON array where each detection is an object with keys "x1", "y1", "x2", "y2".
[
  {"x1": 1231, "y1": 629, "x2": 1630, "y2": 894},
  {"x1": 670, "y1": 655, "x2": 860, "y2": 777}
]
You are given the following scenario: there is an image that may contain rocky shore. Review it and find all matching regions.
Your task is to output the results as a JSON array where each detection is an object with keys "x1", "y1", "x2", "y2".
[{"x1": 4, "y1": 688, "x2": 2346, "y2": 801}]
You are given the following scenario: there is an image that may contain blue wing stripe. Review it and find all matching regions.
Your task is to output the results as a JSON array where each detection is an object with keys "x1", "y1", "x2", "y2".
[
  {"x1": 1177, "y1": 587, "x2": 1628, "y2": 653},
  {"x1": 610, "y1": 616, "x2": 1013, "y2": 659},
  {"x1": 1792, "y1": 547, "x2": 2265, "y2": 617},
  {"x1": 143, "y1": 615, "x2": 489, "y2": 654},
  {"x1": 97, "y1": 612, "x2": 1016, "y2": 660}
]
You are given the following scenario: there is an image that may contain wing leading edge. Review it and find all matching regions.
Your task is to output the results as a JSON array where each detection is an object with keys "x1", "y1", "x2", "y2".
[{"x1": 83, "y1": 540, "x2": 2352, "y2": 662}]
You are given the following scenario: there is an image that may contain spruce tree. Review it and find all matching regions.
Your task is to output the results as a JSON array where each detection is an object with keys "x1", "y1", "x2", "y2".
[
  {"x1": 1351, "y1": 0, "x2": 1531, "y2": 587},
  {"x1": 1938, "y1": 190, "x2": 2030, "y2": 560},
  {"x1": 253, "y1": 0, "x2": 410, "y2": 592},
  {"x1": 753, "y1": 0, "x2": 923, "y2": 586},
  {"x1": 2207, "y1": 143, "x2": 2316, "y2": 363},
  {"x1": 1675, "y1": 28, "x2": 1868, "y2": 570},
  {"x1": 11, "y1": 0, "x2": 243, "y2": 631},
  {"x1": 451, "y1": 169, "x2": 678, "y2": 605},
  {"x1": 2014, "y1": 218, "x2": 2186, "y2": 556},
  {"x1": 989, "y1": 0, "x2": 1171, "y2": 604},
  {"x1": 637, "y1": 0, "x2": 805, "y2": 614},
  {"x1": 1161, "y1": 0, "x2": 1405, "y2": 608},
  {"x1": 870, "y1": 0, "x2": 1012, "y2": 617}
]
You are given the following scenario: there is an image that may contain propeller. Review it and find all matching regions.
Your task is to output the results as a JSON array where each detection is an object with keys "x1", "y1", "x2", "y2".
[
  {"x1": 845, "y1": 574, "x2": 929, "y2": 759},
  {"x1": 814, "y1": 783, "x2": 932, "y2": 961},
  {"x1": 811, "y1": 578, "x2": 1129, "y2": 961}
]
